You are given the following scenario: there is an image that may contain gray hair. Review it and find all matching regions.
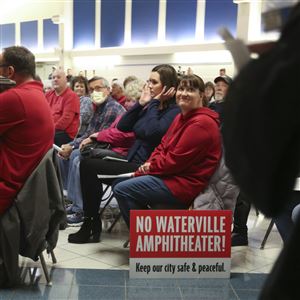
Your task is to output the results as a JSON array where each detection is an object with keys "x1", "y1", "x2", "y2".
[
  {"x1": 88, "y1": 76, "x2": 110, "y2": 88},
  {"x1": 124, "y1": 78, "x2": 145, "y2": 101}
]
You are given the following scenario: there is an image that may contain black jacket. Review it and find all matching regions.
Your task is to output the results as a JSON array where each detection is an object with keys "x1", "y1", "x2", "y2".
[{"x1": 0, "y1": 149, "x2": 65, "y2": 287}]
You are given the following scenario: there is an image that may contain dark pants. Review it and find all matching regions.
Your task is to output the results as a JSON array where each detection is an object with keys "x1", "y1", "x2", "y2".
[
  {"x1": 232, "y1": 192, "x2": 251, "y2": 235},
  {"x1": 274, "y1": 191, "x2": 300, "y2": 241},
  {"x1": 260, "y1": 213, "x2": 300, "y2": 299},
  {"x1": 79, "y1": 158, "x2": 139, "y2": 217},
  {"x1": 54, "y1": 130, "x2": 73, "y2": 146}
]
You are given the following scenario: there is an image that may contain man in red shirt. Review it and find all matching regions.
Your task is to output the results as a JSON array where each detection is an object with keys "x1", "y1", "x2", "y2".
[
  {"x1": 46, "y1": 69, "x2": 80, "y2": 146},
  {"x1": 0, "y1": 46, "x2": 54, "y2": 215}
]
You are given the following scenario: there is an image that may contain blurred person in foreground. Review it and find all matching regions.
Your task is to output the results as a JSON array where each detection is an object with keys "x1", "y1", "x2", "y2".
[{"x1": 223, "y1": 2, "x2": 300, "y2": 298}]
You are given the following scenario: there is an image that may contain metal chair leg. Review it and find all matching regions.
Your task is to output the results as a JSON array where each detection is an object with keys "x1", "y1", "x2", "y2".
[
  {"x1": 50, "y1": 250, "x2": 57, "y2": 264},
  {"x1": 123, "y1": 239, "x2": 130, "y2": 248},
  {"x1": 260, "y1": 219, "x2": 275, "y2": 250},
  {"x1": 39, "y1": 252, "x2": 52, "y2": 286},
  {"x1": 99, "y1": 193, "x2": 115, "y2": 216},
  {"x1": 107, "y1": 212, "x2": 122, "y2": 233}
]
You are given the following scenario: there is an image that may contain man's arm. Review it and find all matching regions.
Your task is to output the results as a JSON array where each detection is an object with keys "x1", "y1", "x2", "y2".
[
  {"x1": 55, "y1": 92, "x2": 79, "y2": 130},
  {"x1": 0, "y1": 91, "x2": 25, "y2": 135}
]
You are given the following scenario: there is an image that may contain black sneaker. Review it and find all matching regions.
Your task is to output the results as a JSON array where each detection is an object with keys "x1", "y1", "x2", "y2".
[{"x1": 231, "y1": 232, "x2": 248, "y2": 247}]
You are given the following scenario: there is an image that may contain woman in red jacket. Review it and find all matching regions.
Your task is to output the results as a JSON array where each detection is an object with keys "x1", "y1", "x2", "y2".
[{"x1": 113, "y1": 74, "x2": 222, "y2": 227}]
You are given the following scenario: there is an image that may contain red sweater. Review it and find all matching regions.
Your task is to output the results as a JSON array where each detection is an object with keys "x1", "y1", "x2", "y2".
[
  {"x1": 46, "y1": 87, "x2": 80, "y2": 139},
  {"x1": 0, "y1": 81, "x2": 54, "y2": 214},
  {"x1": 116, "y1": 95, "x2": 126, "y2": 108},
  {"x1": 135, "y1": 107, "x2": 221, "y2": 205}
]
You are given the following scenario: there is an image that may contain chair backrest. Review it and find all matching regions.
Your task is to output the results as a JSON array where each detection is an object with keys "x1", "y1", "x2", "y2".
[{"x1": 14, "y1": 148, "x2": 65, "y2": 260}]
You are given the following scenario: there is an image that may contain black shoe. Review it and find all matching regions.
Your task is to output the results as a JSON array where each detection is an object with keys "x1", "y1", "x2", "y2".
[
  {"x1": 68, "y1": 216, "x2": 102, "y2": 244},
  {"x1": 231, "y1": 232, "x2": 248, "y2": 247}
]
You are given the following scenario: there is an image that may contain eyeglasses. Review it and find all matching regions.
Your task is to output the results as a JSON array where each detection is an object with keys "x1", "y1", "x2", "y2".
[{"x1": 90, "y1": 86, "x2": 107, "y2": 92}]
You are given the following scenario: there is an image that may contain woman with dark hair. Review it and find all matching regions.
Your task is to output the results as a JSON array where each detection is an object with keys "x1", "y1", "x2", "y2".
[
  {"x1": 113, "y1": 74, "x2": 222, "y2": 227},
  {"x1": 68, "y1": 64, "x2": 181, "y2": 243},
  {"x1": 204, "y1": 81, "x2": 215, "y2": 103},
  {"x1": 71, "y1": 76, "x2": 93, "y2": 136}
]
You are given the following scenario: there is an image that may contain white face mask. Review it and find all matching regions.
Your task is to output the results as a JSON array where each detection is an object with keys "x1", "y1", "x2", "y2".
[{"x1": 91, "y1": 91, "x2": 106, "y2": 105}]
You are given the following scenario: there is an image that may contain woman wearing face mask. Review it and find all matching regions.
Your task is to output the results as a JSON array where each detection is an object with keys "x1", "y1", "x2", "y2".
[
  {"x1": 71, "y1": 76, "x2": 93, "y2": 137},
  {"x1": 68, "y1": 64, "x2": 181, "y2": 244},
  {"x1": 113, "y1": 74, "x2": 222, "y2": 228}
]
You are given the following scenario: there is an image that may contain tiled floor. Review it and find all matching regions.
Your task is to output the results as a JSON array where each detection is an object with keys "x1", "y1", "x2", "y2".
[{"x1": 2, "y1": 208, "x2": 283, "y2": 299}]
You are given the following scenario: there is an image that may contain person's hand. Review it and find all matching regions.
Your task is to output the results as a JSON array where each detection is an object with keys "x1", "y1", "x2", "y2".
[
  {"x1": 156, "y1": 86, "x2": 176, "y2": 102},
  {"x1": 138, "y1": 162, "x2": 151, "y2": 173},
  {"x1": 79, "y1": 137, "x2": 93, "y2": 150},
  {"x1": 139, "y1": 83, "x2": 152, "y2": 106},
  {"x1": 89, "y1": 133, "x2": 98, "y2": 139},
  {"x1": 59, "y1": 144, "x2": 73, "y2": 159},
  {"x1": 155, "y1": 86, "x2": 176, "y2": 103}
]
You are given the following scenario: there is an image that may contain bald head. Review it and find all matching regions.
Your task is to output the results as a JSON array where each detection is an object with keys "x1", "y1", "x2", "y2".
[{"x1": 52, "y1": 69, "x2": 67, "y2": 94}]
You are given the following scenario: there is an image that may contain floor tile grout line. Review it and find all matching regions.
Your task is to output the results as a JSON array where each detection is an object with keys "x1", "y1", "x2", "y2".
[
  {"x1": 66, "y1": 268, "x2": 77, "y2": 300},
  {"x1": 229, "y1": 281, "x2": 240, "y2": 300},
  {"x1": 124, "y1": 270, "x2": 127, "y2": 300},
  {"x1": 178, "y1": 285, "x2": 184, "y2": 300}
]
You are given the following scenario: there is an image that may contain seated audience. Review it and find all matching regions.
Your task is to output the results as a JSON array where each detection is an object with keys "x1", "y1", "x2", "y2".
[
  {"x1": 66, "y1": 68, "x2": 74, "y2": 84},
  {"x1": 219, "y1": 68, "x2": 226, "y2": 76},
  {"x1": 204, "y1": 81, "x2": 215, "y2": 103},
  {"x1": 58, "y1": 76, "x2": 125, "y2": 191},
  {"x1": 68, "y1": 64, "x2": 181, "y2": 243},
  {"x1": 111, "y1": 80, "x2": 126, "y2": 107},
  {"x1": 208, "y1": 75, "x2": 232, "y2": 124},
  {"x1": 123, "y1": 75, "x2": 138, "y2": 89},
  {"x1": 70, "y1": 76, "x2": 93, "y2": 137},
  {"x1": 65, "y1": 79, "x2": 144, "y2": 225},
  {"x1": 43, "y1": 80, "x2": 53, "y2": 93},
  {"x1": 113, "y1": 74, "x2": 222, "y2": 227},
  {"x1": 46, "y1": 69, "x2": 80, "y2": 146},
  {"x1": 48, "y1": 65, "x2": 56, "y2": 80}
]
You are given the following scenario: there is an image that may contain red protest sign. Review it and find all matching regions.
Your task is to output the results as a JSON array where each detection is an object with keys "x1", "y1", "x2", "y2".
[{"x1": 130, "y1": 210, "x2": 232, "y2": 258}]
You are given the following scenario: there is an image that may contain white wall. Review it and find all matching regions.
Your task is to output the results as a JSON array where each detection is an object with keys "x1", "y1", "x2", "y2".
[{"x1": 0, "y1": 0, "x2": 64, "y2": 23}]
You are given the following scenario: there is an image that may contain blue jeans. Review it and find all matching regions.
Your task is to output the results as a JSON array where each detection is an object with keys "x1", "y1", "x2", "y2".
[
  {"x1": 113, "y1": 175, "x2": 187, "y2": 228},
  {"x1": 67, "y1": 150, "x2": 83, "y2": 213},
  {"x1": 58, "y1": 149, "x2": 83, "y2": 213},
  {"x1": 58, "y1": 156, "x2": 70, "y2": 190}
]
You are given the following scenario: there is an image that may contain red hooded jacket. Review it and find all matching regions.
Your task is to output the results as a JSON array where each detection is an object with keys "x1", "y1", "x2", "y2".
[{"x1": 135, "y1": 107, "x2": 221, "y2": 205}]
